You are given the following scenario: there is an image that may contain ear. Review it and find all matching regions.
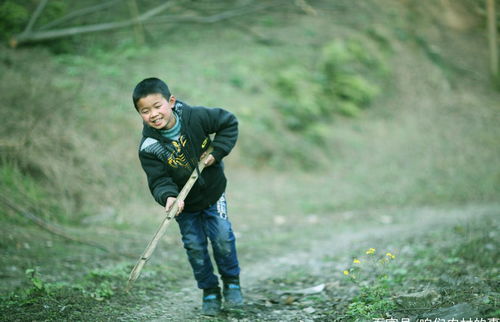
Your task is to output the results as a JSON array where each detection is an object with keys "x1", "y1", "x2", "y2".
[{"x1": 168, "y1": 95, "x2": 176, "y2": 108}]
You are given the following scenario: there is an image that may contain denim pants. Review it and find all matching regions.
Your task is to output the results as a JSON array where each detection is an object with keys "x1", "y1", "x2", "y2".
[{"x1": 175, "y1": 194, "x2": 240, "y2": 289}]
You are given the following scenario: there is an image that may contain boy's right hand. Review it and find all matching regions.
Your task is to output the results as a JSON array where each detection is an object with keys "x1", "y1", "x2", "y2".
[{"x1": 166, "y1": 197, "x2": 184, "y2": 216}]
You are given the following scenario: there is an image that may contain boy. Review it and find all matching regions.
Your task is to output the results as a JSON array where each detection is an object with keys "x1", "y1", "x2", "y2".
[{"x1": 132, "y1": 77, "x2": 242, "y2": 316}]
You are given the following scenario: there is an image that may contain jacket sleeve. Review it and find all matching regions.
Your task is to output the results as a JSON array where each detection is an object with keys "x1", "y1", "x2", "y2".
[
  {"x1": 199, "y1": 107, "x2": 238, "y2": 162},
  {"x1": 139, "y1": 150, "x2": 179, "y2": 206}
]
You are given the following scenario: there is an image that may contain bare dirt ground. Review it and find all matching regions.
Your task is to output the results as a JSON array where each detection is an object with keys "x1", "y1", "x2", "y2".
[{"x1": 118, "y1": 204, "x2": 498, "y2": 321}]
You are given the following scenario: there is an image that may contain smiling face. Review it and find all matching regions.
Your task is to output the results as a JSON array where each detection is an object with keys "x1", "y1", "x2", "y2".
[{"x1": 136, "y1": 93, "x2": 176, "y2": 130}]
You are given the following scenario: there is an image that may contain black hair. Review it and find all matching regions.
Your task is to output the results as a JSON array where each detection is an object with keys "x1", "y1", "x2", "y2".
[{"x1": 132, "y1": 77, "x2": 171, "y2": 110}]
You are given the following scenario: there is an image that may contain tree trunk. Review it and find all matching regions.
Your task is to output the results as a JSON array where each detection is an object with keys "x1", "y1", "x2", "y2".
[{"x1": 487, "y1": 0, "x2": 498, "y2": 77}]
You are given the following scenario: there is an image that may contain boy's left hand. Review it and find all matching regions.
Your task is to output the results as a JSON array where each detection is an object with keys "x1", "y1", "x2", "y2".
[{"x1": 200, "y1": 152, "x2": 215, "y2": 167}]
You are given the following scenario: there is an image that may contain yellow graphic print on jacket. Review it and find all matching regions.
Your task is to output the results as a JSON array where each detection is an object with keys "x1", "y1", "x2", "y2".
[{"x1": 168, "y1": 135, "x2": 190, "y2": 169}]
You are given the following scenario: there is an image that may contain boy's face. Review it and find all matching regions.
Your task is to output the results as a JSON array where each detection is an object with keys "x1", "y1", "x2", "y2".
[{"x1": 137, "y1": 93, "x2": 176, "y2": 130}]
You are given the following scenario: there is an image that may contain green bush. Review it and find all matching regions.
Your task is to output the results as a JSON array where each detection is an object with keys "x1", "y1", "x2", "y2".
[
  {"x1": 275, "y1": 66, "x2": 323, "y2": 131},
  {"x1": 255, "y1": 38, "x2": 390, "y2": 167},
  {"x1": 0, "y1": 1, "x2": 67, "y2": 42},
  {"x1": 346, "y1": 284, "x2": 397, "y2": 320},
  {"x1": 0, "y1": 2, "x2": 29, "y2": 40},
  {"x1": 274, "y1": 38, "x2": 386, "y2": 141}
]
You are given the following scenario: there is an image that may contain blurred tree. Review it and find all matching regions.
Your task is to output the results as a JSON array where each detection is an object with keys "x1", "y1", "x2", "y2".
[
  {"x1": 487, "y1": 0, "x2": 498, "y2": 77},
  {"x1": 127, "y1": 0, "x2": 145, "y2": 45}
]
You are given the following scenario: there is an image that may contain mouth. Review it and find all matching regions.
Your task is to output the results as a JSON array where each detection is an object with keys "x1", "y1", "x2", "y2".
[{"x1": 151, "y1": 118, "x2": 163, "y2": 126}]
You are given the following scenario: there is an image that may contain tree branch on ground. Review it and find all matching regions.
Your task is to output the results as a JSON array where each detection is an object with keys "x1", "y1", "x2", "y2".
[
  {"x1": 11, "y1": 2, "x2": 175, "y2": 46},
  {"x1": 153, "y1": 1, "x2": 284, "y2": 24},
  {"x1": 22, "y1": 0, "x2": 49, "y2": 34},
  {"x1": 38, "y1": 0, "x2": 122, "y2": 31},
  {"x1": 10, "y1": 0, "x2": 286, "y2": 47},
  {"x1": 226, "y1": 20, "x2": 277, "y2": 45},
  {"x1": 295, "y1": 0, "x2": 318, "y2": 15},
  {"x1": 0, "y1": 141, "x2": 23, "y2": 152}
]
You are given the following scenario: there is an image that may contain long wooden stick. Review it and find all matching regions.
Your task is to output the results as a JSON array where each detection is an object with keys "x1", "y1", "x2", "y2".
[{"x1": 126, "y1": 147, "x2": 213, "y2": 291}]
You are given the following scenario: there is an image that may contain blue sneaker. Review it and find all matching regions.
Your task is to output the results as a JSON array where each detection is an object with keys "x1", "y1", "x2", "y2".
[
  {"x1": 201, "y1": 290, "x2": 221, "y2": 316},
  {"x1": 223, "y1": 283, "x2": 244, "y2": 307}
]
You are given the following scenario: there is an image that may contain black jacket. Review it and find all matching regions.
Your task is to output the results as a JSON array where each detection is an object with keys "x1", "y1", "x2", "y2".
[{"x1": 138, "y1": 101, "x2": 238, "y2": 212}]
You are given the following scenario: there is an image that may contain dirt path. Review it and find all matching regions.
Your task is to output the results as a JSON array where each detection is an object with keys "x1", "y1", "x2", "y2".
[{"x1": 121, "y1": 204, "x2": 498, "y2": 321}]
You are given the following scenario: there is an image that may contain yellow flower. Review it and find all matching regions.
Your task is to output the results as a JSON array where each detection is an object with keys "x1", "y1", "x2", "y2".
[
  {"x1": 386, "y1": 252, "x2": 396, "y2": 259},
  {"x1": 365, "y1": 248, "x2": 376, "y2": 255},
  {"x1": 343, "y1": 270, "x2": 349, "y2": 275},
  {"x1": 353, "y1": 259, "x2": 361, "y2": 264}
]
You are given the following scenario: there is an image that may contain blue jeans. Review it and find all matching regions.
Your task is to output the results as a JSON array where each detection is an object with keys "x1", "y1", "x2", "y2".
[{"x1": 175, "y1": 194, "x2": 240, "y2": 289}]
